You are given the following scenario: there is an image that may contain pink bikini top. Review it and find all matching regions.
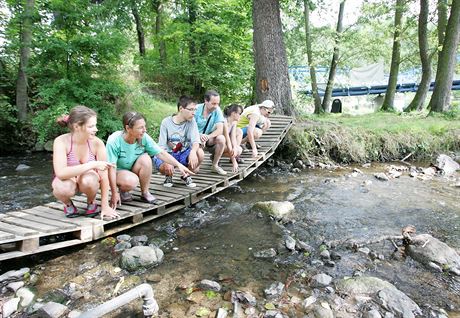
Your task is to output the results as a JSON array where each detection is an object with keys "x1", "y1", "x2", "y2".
[{"x1": 66, "y1": 135, "x2": 97, "y2": 166}]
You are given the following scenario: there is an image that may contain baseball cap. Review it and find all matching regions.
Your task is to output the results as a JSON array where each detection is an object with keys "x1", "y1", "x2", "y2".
[{"x1": 260, "y1": 100, "x2": 275, "y2": 108}]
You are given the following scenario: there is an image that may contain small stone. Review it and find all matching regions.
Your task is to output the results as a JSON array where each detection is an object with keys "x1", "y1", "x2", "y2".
[
  {"x1": 325, "y1": 286, "x2": 334, "y2": 294},
  {"x1": 16, "y1": 287, "x2": 35, "y2": 307},
  {"x1": 37, "y1": 301, "x2": 68, "y2": 318},
  {"x1": 116, "y1": 234, "x2": 131, "y2": 242},
  {"x1": 0, "y1": 268, "x2": 30, "y2": 283},
  {"x1": 264, "y1": 310, "x2": 283, "y2": 318},
  {"x1": 324, "y1": 260, "x2": 335, "y2": 267},
  {"x1": 7, "y1": 281, "x2": 24, "y2": 292},
  {"x1": 15, "y1": 164, "x2": 31, "y2": 171},
  {"x1": 114, "y1": 241, "x2": 132, "y2": 252},
  {"x1": 310, "y1": 273, "x2": 332, "y2": 287},
  {"x1": 146, "y1": 274, "x2": 162, "y2": 283},
  {"x1": 284, "y1": 235, "x2": 296, "y2": 251},
  {"x1": 362, "y1": 163, "x2": 371, "y2": 168},
  {"x1": 296, "y1": 241, "x2": 314, "y2": 253},
  {"x1": 302, "y1": 295, "x2": 317, "y2": 308},
  {"x1": 310, "y1": 259, "x2": 324, "y2": 267},
  {"x1": 2, "y1": 298, "x2": 20, "y2": 317},
  {"x1": 292, "y1": 167, "x2": 301, "y2": 173},
  {"x1": 264, "y1": 282, "x2": 284, "y2": 299},
  {"x1": 358, "y1": 247, "x2": 370, "y2": 255},
  {"x1": 130, "y1": 235, "x2": 148, "y2": 246},
  {"x1": 364, "y1": 309, "x2": 382, "y2": 318},
  {"x1": 374, "y1": 173, "x2": 389, "y2": 181},
  {"x1": 67, "y1": 310, "x2": 82, "y2": 318},
  {"x1": 320, "y1": 250, "x2": 331, "y2": 259},
  {"x1": 199, "y1": 279, "x2": 221, "y2": 292},
  {"x1": 330, "y1": 251, "x2": 342, "y2": 260},
  {"x1": 216, "y1": 308, "x2": 228, "y2": 318}
]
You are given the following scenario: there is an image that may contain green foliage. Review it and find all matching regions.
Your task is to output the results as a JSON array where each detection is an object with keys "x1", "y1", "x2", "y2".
[{"x1": 204, "y1": 290, "x2": 218, "y2": 299}]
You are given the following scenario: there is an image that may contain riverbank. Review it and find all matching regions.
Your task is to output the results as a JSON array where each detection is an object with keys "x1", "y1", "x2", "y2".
[{"x1": 283, "y1": 112, "x2": 460, "y2": 165}]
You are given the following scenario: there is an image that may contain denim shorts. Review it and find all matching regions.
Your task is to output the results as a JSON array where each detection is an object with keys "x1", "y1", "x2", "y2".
[{"x1": 154, "y1": 147, "x2": 192, "y2": 169}]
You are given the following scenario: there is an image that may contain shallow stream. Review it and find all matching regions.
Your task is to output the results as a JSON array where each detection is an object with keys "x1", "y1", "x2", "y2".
[{"x1": 1, "y1": 153, "x2": 459, "y2": 317}]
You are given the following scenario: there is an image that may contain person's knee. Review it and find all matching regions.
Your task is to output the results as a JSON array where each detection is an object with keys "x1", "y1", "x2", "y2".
[
  {"x1": 79, "y1": 172, "x2": 100, "y2": 191},
  {"x1": 53, "y1": 180, "x2": 76, "y2": 198},
  {"x1": 138, "y1": 153, "x2": 152, "y2": 167},
  {"x1": 117, "y1": 172, "x2": 139, "y2": 190},
  {"x1": 254, "y1": 128, "x2": 263, "y2": 139},
  {"x1": 160, "y1": 163, "x2": 174, "y2": 176},
  {"x1": 216, "y1": 135, "x2": 225, "y2": 145}
]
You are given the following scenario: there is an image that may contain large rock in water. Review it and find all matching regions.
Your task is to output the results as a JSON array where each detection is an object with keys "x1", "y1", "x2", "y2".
[
  {"x1": 433, "y1": 154, "x2": 459, "y2": 176},
  {"x1": 252, "y1": 201, "x2": 294, "y2": 218},
  {"x1": 336, "y1": 276, "x2": 421, "y2": 318},
  {"x1": 120, "y1": 246, "x2": 164, "y2": 271},
  {"x1": 406, "y1": 233, "x2": 460, "y2": 276}
]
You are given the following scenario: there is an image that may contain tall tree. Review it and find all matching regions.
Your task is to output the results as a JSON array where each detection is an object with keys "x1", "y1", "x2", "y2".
[
  {"x1": 253, "y1": 0, "x2": 293, "y2": 115},
  {"x1": 429, "y1": 0, "x2": 460, "y2": 112},
  {"x1": 406, "y1": 0, "x2": 432, "y2": 112},
  {"x1": 437, "y1": 0, "x2": 448, "y2": 61},
  {"x1": 303, "y1": 0, "x2": 322, "y2": 114},
  {"x1": 152, "y1": 0, "x2": 166, "y2": 65},
  {"x1": 382, "y1": 0, "x2": 405, "y2": 111},
  {"x1": 131, "y1": 0, "x2": 145, "y2": 56},
  {"x1": 15, "y1": 0, "x2": 35, "y2": 122},
  {"x1": 321, "y1": 0, "x2": 345, "y2": 112}
]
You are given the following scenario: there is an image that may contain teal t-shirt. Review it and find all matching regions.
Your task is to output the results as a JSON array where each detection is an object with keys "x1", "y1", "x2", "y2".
[
  {"x1": 194, "y1": 103, "x2": 225, "y2": 134},
  {"x1": 106, "y1": 131, "x2": 162, "y2": 170}
]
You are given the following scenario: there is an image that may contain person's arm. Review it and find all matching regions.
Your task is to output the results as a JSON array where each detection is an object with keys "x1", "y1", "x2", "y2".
[
  {"x1": 156, "y1": 150, "x2": 194, "y2": 176},
  {"x1": 53, "y1": 135, "x2": 112, "y2": 180},
  {"x1": 262, "y1": 118, "x2": 271, "y2": 132},
  {"x1": 208, "y1": 122, "x2": 223, "y2": 139},
  {"x1": 246, "y1": 114, "x2": 259, "y2": 157},
  {"x1": 105, "y1": 136, "x2": 121, "y2": 209}
]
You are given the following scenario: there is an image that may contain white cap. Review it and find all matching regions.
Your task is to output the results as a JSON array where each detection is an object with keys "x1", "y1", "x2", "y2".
[{"x1": 260, "y1": 100, "x2": 275, "y2": 108}]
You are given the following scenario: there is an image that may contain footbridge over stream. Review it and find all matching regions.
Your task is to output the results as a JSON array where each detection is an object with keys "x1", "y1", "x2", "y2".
[{"x1": 0, "y1": 115, "x2": 294, "y2": 261}]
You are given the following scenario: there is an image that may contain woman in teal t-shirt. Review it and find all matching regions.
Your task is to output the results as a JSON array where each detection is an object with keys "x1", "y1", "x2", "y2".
[{"x1": 106, "y1": 112, "x2": 193, "y2": 206}]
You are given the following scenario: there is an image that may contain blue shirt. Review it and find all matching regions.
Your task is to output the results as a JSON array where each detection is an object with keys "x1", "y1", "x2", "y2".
[{"x1": 194, "y1": 103, "x2": 225, "y2": 135}]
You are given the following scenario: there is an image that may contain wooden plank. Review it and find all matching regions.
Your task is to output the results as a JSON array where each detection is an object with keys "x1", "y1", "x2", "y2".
[
  {"x1": 0, "y1": 222, "x2": 39, "y2": 237},
  {"x1": 8, "y1": 211, "x2": 77, "y2": 230},
  {"x1": 0, "y1": 230, "x2": 15, "y2": 241}
]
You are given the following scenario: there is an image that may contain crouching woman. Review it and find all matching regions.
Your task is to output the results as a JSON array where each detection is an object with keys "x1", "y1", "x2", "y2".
[{"x1": 52, "y1": 105, "x2": 119, "y2": 219}]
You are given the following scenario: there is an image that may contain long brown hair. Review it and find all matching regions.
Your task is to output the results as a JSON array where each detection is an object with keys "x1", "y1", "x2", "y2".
[{"x1": 56, "y1": 105, "x2": 97, "y2": 132}]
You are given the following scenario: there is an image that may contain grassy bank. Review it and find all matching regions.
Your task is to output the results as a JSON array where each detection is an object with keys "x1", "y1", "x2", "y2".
[{"x1": 284, "y1": 112, "x2": 460, "y2": 164}]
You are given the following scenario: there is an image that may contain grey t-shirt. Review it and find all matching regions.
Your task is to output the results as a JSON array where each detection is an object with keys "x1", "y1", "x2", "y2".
[{"x1": 158, "y1": 116, "x2": 200, "y2": 153}]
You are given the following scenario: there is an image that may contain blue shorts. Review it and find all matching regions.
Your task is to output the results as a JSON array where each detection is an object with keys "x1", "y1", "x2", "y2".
[
  {"x1": 154, "y1": 147, "x2": 191, "y2": 169},
  {"x1": 241, "y1": 125, "x2": 262, "y2": 138}
]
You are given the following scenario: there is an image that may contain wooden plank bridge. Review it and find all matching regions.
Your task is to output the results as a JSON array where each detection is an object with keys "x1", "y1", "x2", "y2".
[{"x1": 0, "y1": 115, "x2": 293, "y2": 261}]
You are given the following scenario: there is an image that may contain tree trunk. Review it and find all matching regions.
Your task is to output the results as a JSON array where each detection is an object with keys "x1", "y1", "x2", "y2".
[
  {"x1": 381, "y1": 0, "x2": 405, "y2": 111},
  {"x1": 15, "y1": 0, "x2": 35, "y2": 122},
  {"x1": 152, "y1": 0, "x2": 167, "y2": 65},
  {"x1": 321, "y1": 0, "x2": 345, "y2": 113},
  {"x1": 437, "y1": 0, "x2": 448, "y2": 61},
  {"x1": 253, "y1": 0, "x2": 293, "y2": 115},
  {"x1": 303, "y1": 0, "x2": 322, "y2": 114},
  {"x1": 187, "y1": 0, "x2": 202, "y2": 97},
  {"x1": 406, "y1": 0, "x2": 432, "y2": 112},
  {"x1": 429, "y1": 0, "x2": 460, "y2": 113},
  {"x1": 131, "y1": 1, "x2": 145, "y2": 56}
]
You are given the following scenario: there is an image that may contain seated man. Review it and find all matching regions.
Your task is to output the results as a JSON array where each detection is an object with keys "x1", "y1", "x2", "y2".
[
  {"x1": 154, "y1": 96, "x2": 204, "y2": 188},
  {"x1": 237, "y1": 100, "x2": 274, "y2": 158},
  {"x1": 194, "y1": 90, "x2": 227, "y2": 175}
]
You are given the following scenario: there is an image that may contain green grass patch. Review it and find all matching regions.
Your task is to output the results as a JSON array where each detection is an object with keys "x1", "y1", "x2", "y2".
[
  {"x1": 285, "y1": 112, "x2": 460, "y2": 163},
  {"x1": 120, "y1": 84, "x2": 176, "y2": 140}
]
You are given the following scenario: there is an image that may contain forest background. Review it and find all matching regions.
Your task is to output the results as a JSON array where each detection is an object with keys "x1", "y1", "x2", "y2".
[{"x1": 0, "y1": 0, "x2": 459, "y2": 158}]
